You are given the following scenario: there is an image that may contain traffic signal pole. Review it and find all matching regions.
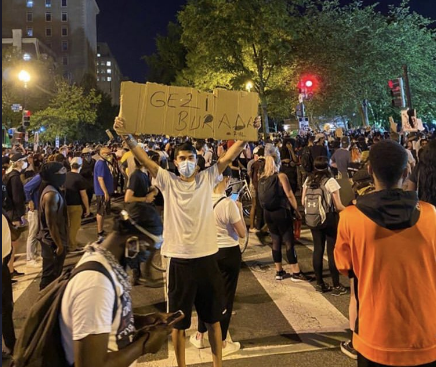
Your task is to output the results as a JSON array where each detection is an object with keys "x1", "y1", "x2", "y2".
[{"x1": 402, "y1": 65, "x2": 412, "y2": 109}]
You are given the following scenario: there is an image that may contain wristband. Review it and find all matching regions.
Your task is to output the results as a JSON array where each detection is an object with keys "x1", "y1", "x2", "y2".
[{"x1": 123, "y1": 134, "x2": 138, "y2": 149}]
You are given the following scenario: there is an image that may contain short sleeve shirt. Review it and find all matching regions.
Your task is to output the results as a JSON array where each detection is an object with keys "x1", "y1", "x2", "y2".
[
  {"x1": 127, "y1": 169, "x2": 150, "y2": 198},
  {"x1": 212, "y1": 194, "x2": 241, "y2": 248},
  {"x1": 65, "y1": 172, "x2": 88, "y2": 206},
  {"x1": 94, "y1": 160, "x2": 114, "y2": 196}
]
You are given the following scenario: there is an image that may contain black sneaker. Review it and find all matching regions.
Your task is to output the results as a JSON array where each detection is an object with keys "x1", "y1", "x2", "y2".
[
  {"x1": 315, "y1": 282, "x2": 332, "y2": 293},
  {"x1": 340, "y1": 340, "x2": 358, "y2": 360},
  {"x1": 291, "y1": 272, "x2": 311, "y2": 283},
  {"x1": 11, "y1": 270, "x2": 25, "y2": 278},
  {"x1": 332, "y1": 284, "x2": 348, "y2": 296},
  {"x1": 275, "y1": 270, "x2": 288, "y2": 280}
]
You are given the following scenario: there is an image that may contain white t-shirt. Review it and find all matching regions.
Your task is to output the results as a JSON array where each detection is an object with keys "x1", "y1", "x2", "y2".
[
  {"x1": 155, "y1": 165, "x2": 220, "y2": 259},
  {"x1": 212, "y1": 194, "x2": 241, "y2": 249},
  {"x1": 2, "y1": 215, "x2": 11, "y2": 261},
  {"x1": 60, "y1": 252, "x2": 136, "y2": 367},
  {"x1": 303, "y1": 177, "x2": 341, "y2": 207}
]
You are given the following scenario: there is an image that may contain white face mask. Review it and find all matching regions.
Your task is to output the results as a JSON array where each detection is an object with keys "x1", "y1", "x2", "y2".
[
  {"x1": 21, "y1": 161, "x2": 28, "y2": 170},
  {"x1": 178, "y1": 161, "x2": 196, "y2": 178}
]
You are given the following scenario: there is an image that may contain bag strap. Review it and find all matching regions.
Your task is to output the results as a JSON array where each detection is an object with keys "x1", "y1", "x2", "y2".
[
  {"x1": 70, "y1": 261, "x2": 118, "y2": 322},
  {"x1": 213, "y1": 196, "x2": 227, "y2": 210}
]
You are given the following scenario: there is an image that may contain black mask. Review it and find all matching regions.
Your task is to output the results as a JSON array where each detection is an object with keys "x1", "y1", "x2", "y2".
[{"x1": 49, "y1": 173, "x2": 66, "y2": 188}]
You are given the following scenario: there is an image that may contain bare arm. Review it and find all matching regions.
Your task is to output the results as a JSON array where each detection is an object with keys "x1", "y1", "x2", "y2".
[
  {"x1": 278, "y1": 173, "x2": 300, "y2": 216},
  {"x1": 44, "y1": 192, "x2": 64, "y2": 255},
  {"x1": 332, "y1": 190, "x2": 346, "y2": 211},
  {"x1": 233, "y1": 201, "x2": 247, "y2": 238},
  {"x1": 301, "y1": 186, "x2": 307, "y2": 206},
  {"x1": 79, "y1": 190, "x2": 90, "y2": 215},
  {"x1": 98, "y1": 177, "x2": 109, "y2": 201}
]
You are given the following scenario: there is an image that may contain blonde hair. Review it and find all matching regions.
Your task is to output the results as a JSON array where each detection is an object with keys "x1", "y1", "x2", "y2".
[{"x1": 261, "y1": 155, "x2": 279, "y2": 178}]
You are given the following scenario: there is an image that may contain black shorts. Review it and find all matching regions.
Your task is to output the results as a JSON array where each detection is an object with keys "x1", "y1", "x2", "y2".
[
  {"x1": 264, "y1": 208, "x2": 293, "y2": 237},
  {"x1": 96, "y1": 196, "x2": 111, "y2": 216},
  {"x1": 167, "y1": 254, "x2": 225, "y2": 330}
]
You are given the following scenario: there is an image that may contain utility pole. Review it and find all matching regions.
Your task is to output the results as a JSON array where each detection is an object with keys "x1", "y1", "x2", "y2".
[{"x1": 402, "y1": 65, "x2": 412, "y2": 109}]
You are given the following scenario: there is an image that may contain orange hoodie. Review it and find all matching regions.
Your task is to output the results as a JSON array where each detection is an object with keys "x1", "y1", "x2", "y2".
[{"x1": 335, "y1": 191, "x2": 436, "y2": 366}]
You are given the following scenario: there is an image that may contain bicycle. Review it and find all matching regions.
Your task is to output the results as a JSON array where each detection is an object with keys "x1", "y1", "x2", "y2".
[{"x1": 226, "y1": 171, "x2": 252, "y2": 219}]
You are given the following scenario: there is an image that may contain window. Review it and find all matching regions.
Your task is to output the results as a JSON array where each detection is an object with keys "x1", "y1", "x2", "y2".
[
  {"x1": 45, "y1": 0, "x2": 51, "y2": 7},
  {"x1": 107, "y1": 69, "x2": 112, "y2": 74},
  {"x1": 61, "y1": 0, "x2": 67, "y2": 7},
  {"x1": 26, "y1": 1, "x2": 33, "y2": 8},
  {"x1": 27, "y1": 27, "x2": 33, "y2": 37},
  {"x1": 62, "y1": 56, "x2": 68, "y2": 65},
  {"x1": 46, "y1": 42, "x2": 52, "y2": 49},
  {"x1": 26, "y1": 12, "x2": 33, "y2": 22},
  {"x1": 106, "y1": 61, "x2": 111, "y2": 66},
  {"x1": 45, "y1": 12, "x2": 52, "y2": 22},
  {"x1": 97, "y1": 77, "x2": 100, "y2": 82},
  {"x1": 61, "y1": 40, "x2": 68, "y2": 51},
  {"x1": 61, "y1": 12, "x2": 68, "y2": 22},
  {"x1": 100, "y1": 69, "x2": 105, "y2": 74},
  {"x1": 45, "y1": 28, "x2": 52, "y2": 37},
  {"x1": 97, "y1": 69, "x2": 100, "y2": 74},
  {"x1": 61, "y1": 27, "x2": 68, "y2": 36},
  {"x1": 102, "y1": 77, "x2": 106, "y2": 82},
  {"x1": 107, "y1": 77, "x2": 112, "y2": 82}
]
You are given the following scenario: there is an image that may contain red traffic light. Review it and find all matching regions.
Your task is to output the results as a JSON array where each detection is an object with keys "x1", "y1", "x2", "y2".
[
  {"x1": 305, "y1": 80, "x2": 313, "y2": 88},
  {"x1": 24, "y1": 110, "x2": 31, "y2": 117}
]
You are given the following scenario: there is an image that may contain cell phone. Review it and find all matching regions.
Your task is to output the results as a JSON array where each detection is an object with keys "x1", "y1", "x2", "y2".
[
  {"x1": 230, "y1": 193, "x2": 239, "y2": 201},
  {"x1": 166, "y1": 310, "x2": 184, "y2": 326}
]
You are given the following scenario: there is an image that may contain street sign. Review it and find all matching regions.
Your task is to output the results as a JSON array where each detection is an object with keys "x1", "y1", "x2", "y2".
[
  {"x1": 11, "y1": 104, "x2": 22, "y2": 112},
  {"x1": 55, "y1": 136, "x2": 60, "y2": 148},
  {"x1": 298, "y1": 117, "x2": 310, "y2": 131}
]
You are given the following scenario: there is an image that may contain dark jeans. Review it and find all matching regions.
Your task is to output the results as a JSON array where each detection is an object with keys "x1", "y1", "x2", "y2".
[
  {"x1": 358, "y1": 353, "x2": 436, "y2": 367},
  {"x1": 2, "y1": 255, "x2": 16, "y2": 352},
  {"x1": 198, "y1": 246, "x2": 241, "y2": 340},
  {"x1": 310, "y1": 213, "x2": 340, "y2": 287},
  {"x1": 40, "y1": 242, "x2": 67, "y2": 290}
]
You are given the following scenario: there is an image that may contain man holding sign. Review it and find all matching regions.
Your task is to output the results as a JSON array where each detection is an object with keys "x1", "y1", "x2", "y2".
[{"x1": 114, "y1": 115, "x2": 261, "y2": 367}]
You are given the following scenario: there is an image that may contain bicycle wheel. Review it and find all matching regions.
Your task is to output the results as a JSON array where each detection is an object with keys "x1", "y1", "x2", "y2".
[
  {"x1": 240, "y1": 190, "x2": 252, "y2": 218},
  {"x1": 150, "y1": 248, "x2": 168, "y2": 272},
  {"x1": 239, "y1": 227, "x2": 249, "y2": 254}
]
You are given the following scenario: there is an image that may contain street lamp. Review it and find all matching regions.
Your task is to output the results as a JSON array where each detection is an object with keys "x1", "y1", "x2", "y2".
[
  {"x1": 246, "y1": 81, "x2": 253, "y2": 93},
  {"x1": 18, "y1": 70, "x2": 31, "y2": 148}
]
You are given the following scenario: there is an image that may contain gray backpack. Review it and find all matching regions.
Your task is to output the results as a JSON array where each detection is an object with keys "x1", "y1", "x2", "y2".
[{"x1": 304, "y1": 178, "x2": 333, "y2": 228}]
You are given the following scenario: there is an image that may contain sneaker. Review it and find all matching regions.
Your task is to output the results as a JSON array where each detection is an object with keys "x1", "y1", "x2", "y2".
[
  {"x1": 332, "y1": 284, "x2": 348, "y2": 296},
  {"x1": 249, "y1": 228, "x2": 258, "y2": 233},
  {"x1": 291, "y1": 272, "x2": 311, "y2": 283},
  {"x1": 96, "y1": 232, "x2": 106, "y2": 244},
  {"x1": 275, "y1": 270, "x2": 288, "y2": 280},
  {"x1": 222, "y1": 341, "x2": 241, "y2": 357},
  {"x1": 315, "y1": 282, "x2": 332, "y2": 293},
  {"x1": 189, "y1": 333, "x2": 210, "y2": 349},
  {"x1": 340, "y1": 340, "x2": 358, "y2": 360}
]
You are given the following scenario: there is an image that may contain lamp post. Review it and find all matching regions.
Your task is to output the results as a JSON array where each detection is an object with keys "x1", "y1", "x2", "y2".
[
  {"x1": 245, "y1": 81, "x2": 253, "y2": 93},
  {"x1": 18, "y1": 70, "x2": 31, "y2": 147}
]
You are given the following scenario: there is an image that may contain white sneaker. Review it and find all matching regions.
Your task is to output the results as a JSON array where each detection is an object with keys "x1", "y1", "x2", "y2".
[
  {"x1": 222, "y1": 341, "x2": 241, "y2": 357},
  {"x1": 249, "y1": 228, "x2": 258, "y2": 233},
  {"x1": 27, "y1": 260, "x2": 42, "y2": 268},
  {"x1": 189, "y1": 333, "x2": 209, "y2": 349}
]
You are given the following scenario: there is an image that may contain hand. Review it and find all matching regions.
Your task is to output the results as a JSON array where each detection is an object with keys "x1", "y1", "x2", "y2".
[
  {"x1": 140, "y1": 325, "x2": 171, "y2": 355},
  {"x1": 114, "y1": 117, "x2": 125, "y2": 133},
  {"x1": 104, "y1": 192, "x2": 110, "y2": 202},
  {"x1": 56, "y1": 244, "x2": 64, "y2": 256},
  {"x1": 295, "y1": 211, "x2": 302, "y2": 220},
  {"x1": 134, "y1": 312, "x2": 174, "y2": 330},
  {"x1": 253, "y1": 116, "x2": 262, "y2": 130},
  {"x1": 84, "y1": 210, "x2": 91, "y2": 217},
  {"x1": 145, "y1": 193, "x2": 156, "y2": 203},
  {"x1": 28, "y1": 201, "x2": 35, "y2": 212},
  {"x1": 12, "y1": 221, "x2": 21, "y2": 227}
]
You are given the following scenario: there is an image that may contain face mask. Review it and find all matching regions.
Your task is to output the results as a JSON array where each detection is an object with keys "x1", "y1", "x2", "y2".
[
  {"x1": 84, "y1": 155, "x2": 92, "y2": 162},
  {"x1": 178, "y1": 161, "x2": 196, "y2": 178},
  {"x1": 21, "y1": 161, "x2": 28, "y2": 170}
]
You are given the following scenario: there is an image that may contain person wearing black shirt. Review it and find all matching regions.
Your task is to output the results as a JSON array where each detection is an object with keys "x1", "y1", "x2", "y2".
[
  {"x1": 310, "y1": 133, "x2": 329, "y2": 162},
  {"x1": 280, "y1": 139, "x2": 298, "y2": 193},
  {"x1": 81, "y1": 147, "x2": 96, "y2": 206}
]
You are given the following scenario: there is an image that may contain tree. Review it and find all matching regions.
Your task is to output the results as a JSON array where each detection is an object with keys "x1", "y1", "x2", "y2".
[
  {"x1": 178, "y1": 0, "x2": 301, "y2": 135},
  {"x1": 29, "y1": 79, "x2": 101, "y2": 141}
]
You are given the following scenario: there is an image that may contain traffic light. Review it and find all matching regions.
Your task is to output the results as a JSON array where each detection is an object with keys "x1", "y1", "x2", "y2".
[
  {"x1": 388, "y1": 78, "x2": 405, "y2": 108},
  {"x1": 298, "y1": 75, "x2": 318, "y2": 100},
  {"x1": 23, "y1": 110, "x2": 31, "y2": 127}
]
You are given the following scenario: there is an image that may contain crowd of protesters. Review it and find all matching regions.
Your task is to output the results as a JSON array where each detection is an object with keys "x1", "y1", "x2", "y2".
[{"x1": 2, "y1": 119, "x2": 436, "y2": 367}]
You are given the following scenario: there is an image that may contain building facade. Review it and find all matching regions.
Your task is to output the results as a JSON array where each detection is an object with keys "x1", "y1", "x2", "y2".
[
  {"x1": 2, "y1": 0, "x2": 99, "y2": 83},
  {"x1": 96, "y1": 42, "x2": 122, "y2": 105}
]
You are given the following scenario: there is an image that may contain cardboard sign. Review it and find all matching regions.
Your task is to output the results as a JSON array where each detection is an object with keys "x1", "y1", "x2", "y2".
[
  {"x1": 402, "y1": 109, "x2": 419, "y2": 132},
  {"x1": 119, "y1": 82, "x2": 260, "y2": 141},
  {"x1": 335, "y1": 128, "x2": 343, "y2": 138}
]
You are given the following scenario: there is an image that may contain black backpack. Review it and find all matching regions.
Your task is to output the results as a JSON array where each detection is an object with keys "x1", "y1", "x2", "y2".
[
  {"x1": 14, "y1": 261, "x2": 117, "y2": 367},
  {"x1": 301, "y1": 147, "x2": 313, "y2": 173},
  {"x1": 2, "y1": 177, "x2": 13, "y2": 212},
  {"x1": 258, "y1": 174, "x2": 283, "y2": 211}
]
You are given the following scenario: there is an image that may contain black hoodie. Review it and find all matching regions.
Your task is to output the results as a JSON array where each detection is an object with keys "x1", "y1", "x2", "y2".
[{"x1": 356, "y1": 189, "x2": 420, "y2": 230}]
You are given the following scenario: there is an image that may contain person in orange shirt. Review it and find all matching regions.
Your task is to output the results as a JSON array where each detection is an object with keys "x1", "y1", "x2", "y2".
[{"x1": 334, "y1": 140, "x2": 436, "y2": 367}]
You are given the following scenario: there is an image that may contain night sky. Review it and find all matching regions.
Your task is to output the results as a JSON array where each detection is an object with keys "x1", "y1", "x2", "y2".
[{"x1": 97, "y1": 0, "x2": 436, "y2": 83}]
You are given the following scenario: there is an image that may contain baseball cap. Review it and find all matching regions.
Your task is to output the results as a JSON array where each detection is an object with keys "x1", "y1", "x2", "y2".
[
  {"x1": 71, "y1": 157, "x2": 83, "y2": 166},
  {"x1": 10, "y1": 153, "x2": 27, "y2": 162},
  {"x1": 82, "y1": 147, "x2": 92, "y2": 154}
]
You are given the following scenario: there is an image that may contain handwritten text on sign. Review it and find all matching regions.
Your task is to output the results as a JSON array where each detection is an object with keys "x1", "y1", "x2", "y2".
[{"x1": 119, "y1": 82, "x2": 259, "y2": 141}]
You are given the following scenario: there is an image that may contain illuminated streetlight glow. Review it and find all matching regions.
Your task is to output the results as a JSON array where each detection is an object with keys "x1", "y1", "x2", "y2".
[
  {"x1": 246, "y1": 81, "x2": 253, "y2": 92},
  {"x1": 305, "y1": 80, "x2": 313, "y2": 88},
  {"x1": 18, "y1": 70, "x2": 31, "y2": 84}
]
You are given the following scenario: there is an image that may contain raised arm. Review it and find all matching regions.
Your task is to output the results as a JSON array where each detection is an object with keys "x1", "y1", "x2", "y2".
[{"x1": 113, "y1": 117, "x2": 160, "y2": 178}]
